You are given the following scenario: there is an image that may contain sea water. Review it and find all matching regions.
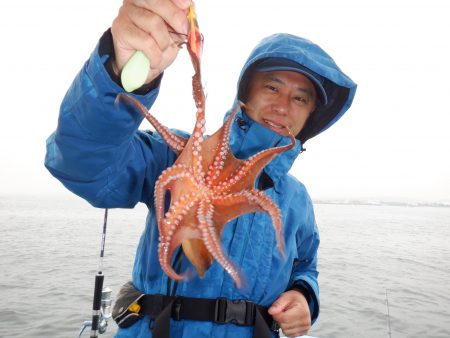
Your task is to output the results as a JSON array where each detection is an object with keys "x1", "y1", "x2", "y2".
[{"x1": 0, "y1": 195, "x2": 449, "y2": 338}]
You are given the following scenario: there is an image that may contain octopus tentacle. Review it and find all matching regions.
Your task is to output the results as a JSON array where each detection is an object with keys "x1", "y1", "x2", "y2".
[
  {"x1": 116, "y1": 93, "x2": 188, "y2": 155},
  {"x1": 158, "y1": 227, "x2": 194, "y2": 282},
  {"x1": 158, "y1": 241, "x2": 185, "y2": 281},
  {"x1": 197, "y1": 200, "x2": 242, "y2": 287},
  {"x1": 189, "y1": 109, "x2": 206, "y2": 182},
  {"x1": 185, "y1": 5, "x2": 207, "y2": 182},
  {"x1": 246, "y1": 132, "x2": 296, "y2": 167},
  {"x1": 213, "y1": 132, "x2": 296, "y2": 194},
  {"x1": 154, "y1": 164, "x2": 197, "y2": 226},
  {"x1": 158, "y1": 194, "x2": 201, "y2": 281},
  {"x1": 161, "y1": 191, "x2": 199, "y2": 235},
  {"x1": 241, "y1": 190, "x2": 286, "y2": 257},
  {"x1": 212, "y1": 190, "x2": 285, "y2": 257},
  {"x1": 205, "y1": 106, "x2": 239, "y2": 187}
]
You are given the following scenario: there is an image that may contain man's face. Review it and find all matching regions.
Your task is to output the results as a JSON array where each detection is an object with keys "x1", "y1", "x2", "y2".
[{"x1": 244, "y1": 71, "x2": 317, "y2": 137}]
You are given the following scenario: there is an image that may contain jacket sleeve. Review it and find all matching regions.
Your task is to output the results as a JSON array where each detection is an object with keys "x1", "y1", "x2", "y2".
[
  {"x1": 45, "y1": 32, "x2": 175, "y2": 209},
  {"x1": 288, "y1": 190, "x2": 320, "y2": 324}
]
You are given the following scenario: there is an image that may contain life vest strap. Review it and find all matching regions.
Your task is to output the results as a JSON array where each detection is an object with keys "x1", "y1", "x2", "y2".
[{"x1": 139, "y1": 294, "x2": 279, "y2": 338}]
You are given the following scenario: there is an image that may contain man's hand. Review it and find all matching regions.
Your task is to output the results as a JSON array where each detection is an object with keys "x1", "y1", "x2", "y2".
[
  {"x1": 268, "y1": 290, "x2": 311, "y2": 338},
  {"x1": 111, "y1": 0, "x2": 191, "y2": 84}
]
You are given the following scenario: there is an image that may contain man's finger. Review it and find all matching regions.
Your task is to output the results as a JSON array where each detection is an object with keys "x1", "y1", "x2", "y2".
[
  {"x1": 135, "y1": 0, "x2": 188, "y2": 34},
  {"x1": 127, "y1": 5, "x2": 174, "y2": 52},
  {"x1": 171, "y1": 0, "x2": 191, "y2": 9}
]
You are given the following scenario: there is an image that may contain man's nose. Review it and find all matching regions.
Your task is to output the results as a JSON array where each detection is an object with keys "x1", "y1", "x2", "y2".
[{"x1": 271, "y1": 95, "x2": 290, "y2": 115}]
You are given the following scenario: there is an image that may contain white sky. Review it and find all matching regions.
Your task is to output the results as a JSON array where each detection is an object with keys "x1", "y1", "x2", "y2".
[{"x1": 0, "y1": 0, "x2": 449, "y2": 203}]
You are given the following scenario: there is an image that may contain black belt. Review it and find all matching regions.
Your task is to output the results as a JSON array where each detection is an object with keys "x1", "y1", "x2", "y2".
[{"x1": 139, "y1": 294, "x2": 279, "y2": 338}]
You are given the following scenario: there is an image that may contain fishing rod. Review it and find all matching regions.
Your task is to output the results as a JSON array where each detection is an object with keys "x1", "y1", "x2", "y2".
[
  {"x1": 385, "y1": 289, "x2": 392, "y2": 338},
  {"x1": 78, "y1": 209, "x2": 113, "y2": 338}
]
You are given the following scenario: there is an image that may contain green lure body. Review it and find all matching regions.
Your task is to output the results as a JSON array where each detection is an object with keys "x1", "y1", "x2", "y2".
[{"x1": 120, "y1": 51, "x2": 150, "y2": 92}]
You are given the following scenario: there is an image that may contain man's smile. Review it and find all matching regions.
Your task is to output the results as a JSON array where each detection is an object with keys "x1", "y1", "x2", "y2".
[{"x1": 262, "y1": 118, "x2": 289, "y2": 134}]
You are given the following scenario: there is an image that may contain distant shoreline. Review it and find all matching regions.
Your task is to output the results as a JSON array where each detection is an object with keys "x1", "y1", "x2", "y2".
[
  {"x1": 314, "y1": 199, "x2": 450, "y2": 208},
  {"x1": 0, "y1": 193, "x2": 448, "y2": 209}
]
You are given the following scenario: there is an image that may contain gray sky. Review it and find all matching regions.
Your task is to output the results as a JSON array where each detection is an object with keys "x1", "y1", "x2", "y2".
[{"x1": 1, "y1": 0, "x2": 449, "y2": 203}]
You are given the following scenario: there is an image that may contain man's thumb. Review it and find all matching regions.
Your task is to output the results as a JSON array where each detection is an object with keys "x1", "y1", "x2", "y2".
[{"x1": 268, "y1": 299, "x2": 285, "y2": 315}]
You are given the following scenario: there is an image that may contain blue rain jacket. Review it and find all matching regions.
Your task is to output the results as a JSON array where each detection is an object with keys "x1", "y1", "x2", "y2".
[{"x1": 45, "y1": 32, "x2": 356, "y2": 338}]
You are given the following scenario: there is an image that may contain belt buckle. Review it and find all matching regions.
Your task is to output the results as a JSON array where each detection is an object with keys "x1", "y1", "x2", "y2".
[{"x1": 214, "y1": 298, "x2": 254, "y2": 326}]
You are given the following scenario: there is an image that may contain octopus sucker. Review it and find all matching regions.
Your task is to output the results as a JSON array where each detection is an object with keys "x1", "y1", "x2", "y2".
[{"x1": 118, "y1": 5, "x2": 295, "y2": 286}]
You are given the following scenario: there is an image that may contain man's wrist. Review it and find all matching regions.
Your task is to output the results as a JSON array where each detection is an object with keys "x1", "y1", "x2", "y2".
[{"x1": 289, "y1": 283, "x2": 312, "y2": 304}]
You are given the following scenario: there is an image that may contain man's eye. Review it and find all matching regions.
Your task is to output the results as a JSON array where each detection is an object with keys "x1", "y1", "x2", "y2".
[
  {"x1": 294, "y1": 96, "x2": 307, "y2": 103},
  {"x1": 265, "y1": 85, "x2": 277, "y2": 92}
]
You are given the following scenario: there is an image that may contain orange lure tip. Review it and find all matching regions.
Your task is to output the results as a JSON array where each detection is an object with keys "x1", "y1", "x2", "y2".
[{"x1": 187, "y1": 4, "x2": 202, "y2": 60}]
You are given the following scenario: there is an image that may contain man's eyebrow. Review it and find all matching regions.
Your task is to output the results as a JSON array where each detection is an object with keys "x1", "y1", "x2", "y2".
[
  {"x1": 265, "y1": 74, "x2": 284, "y2": 85},
  {"x1": 264, "y1": 74, "x2": 315, "y2": 98}
]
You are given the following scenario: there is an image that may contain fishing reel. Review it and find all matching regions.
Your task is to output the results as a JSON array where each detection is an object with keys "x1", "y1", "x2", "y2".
[{"x1": 78, "y1": 286, "x2": 113, "y2": 337}]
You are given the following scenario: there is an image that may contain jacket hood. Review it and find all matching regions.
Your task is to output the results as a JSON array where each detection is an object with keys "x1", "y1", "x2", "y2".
[{"x1": 236, "y1": 33, "x2": 357, "y2": 144}]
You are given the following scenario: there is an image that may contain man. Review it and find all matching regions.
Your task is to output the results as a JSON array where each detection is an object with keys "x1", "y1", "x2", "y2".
[{"x1": 45, "y1": 0, "x2": 356, "y2": 337}]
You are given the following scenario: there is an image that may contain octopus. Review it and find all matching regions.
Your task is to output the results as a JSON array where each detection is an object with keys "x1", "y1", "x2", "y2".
[{"x1": 117, "y1": 5, "x2": 295, "y2": 287}]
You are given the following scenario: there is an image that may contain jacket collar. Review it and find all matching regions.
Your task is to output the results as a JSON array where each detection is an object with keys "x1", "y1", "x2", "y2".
[{"x1": 228, "y1": 109, "x2": 302, "y2": 190}]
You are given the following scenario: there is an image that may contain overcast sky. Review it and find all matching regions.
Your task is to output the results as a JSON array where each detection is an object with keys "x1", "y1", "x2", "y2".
[{"x1": 1, "y1": 0, "x2": 449, "y2": 203}]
